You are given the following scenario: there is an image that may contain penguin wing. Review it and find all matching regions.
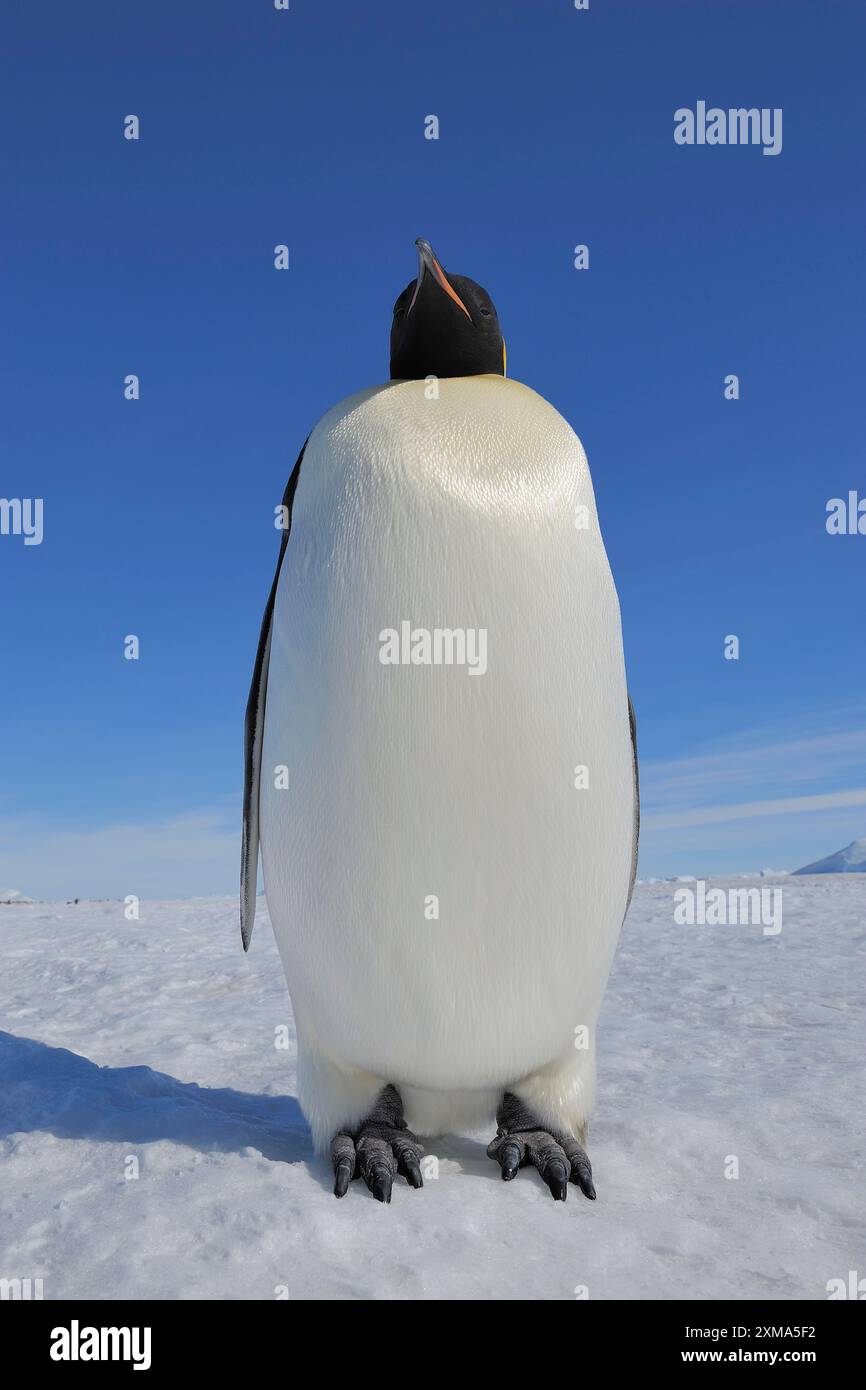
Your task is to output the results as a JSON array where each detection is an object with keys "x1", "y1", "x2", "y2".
[
  {"x1": 240, "y1": 439, "x2": 308, "y2": 950},
  {"x1": 626, "y1": 693, "x2": 640, "y2": 912}
]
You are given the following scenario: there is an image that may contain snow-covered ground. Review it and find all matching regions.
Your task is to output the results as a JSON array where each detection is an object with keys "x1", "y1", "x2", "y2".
[{"x1": 1, "y1": 876, "x2": 863, "y2": 1301}]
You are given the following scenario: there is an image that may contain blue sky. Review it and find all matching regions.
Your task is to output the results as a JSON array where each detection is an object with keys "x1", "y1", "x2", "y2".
[{"x1": 2, "y1": 0, "x2": 865, "y2": 898}]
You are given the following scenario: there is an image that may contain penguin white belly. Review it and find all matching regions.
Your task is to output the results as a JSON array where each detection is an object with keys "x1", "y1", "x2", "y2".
[{"x1": 260, "y1": 376, "x2": 633, "y2": 1124}]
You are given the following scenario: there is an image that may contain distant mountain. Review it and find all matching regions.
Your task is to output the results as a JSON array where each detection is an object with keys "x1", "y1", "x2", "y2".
[
  {"x1": 0, "y1": 888, "x2": 34, "y2": 904},
  {"x1": 793, "y1": 838, "x2": 866, "y2": 875}
]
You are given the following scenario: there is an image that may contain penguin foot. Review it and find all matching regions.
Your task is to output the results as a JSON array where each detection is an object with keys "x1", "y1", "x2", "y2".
[
  {"x1": 486, "y1": 1092, "x2": 596, "y2": 1203},
  {"x1": 330, "y1": 1084, "x2": 424, "y2": 1203}
]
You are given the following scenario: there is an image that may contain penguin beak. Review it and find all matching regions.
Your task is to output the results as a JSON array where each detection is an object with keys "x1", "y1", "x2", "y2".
[{"x1": 408, "y1": 238, "x2": 473, "y2": 322}]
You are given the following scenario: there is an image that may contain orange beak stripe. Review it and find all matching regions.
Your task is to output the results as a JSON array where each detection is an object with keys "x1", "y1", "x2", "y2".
[{"x1": 429, "y1": 254, "x2": 472, "y2": 320}]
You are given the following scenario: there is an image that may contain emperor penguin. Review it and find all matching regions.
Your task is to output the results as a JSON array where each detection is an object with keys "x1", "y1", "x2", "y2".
[{"x1": 242, "y1": 239, "x2": 639, "y2": 1203}]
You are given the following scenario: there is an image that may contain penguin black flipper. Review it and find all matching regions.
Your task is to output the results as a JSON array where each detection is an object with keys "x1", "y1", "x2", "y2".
[
  {"x1": 626, "y1": 693, "x2": 640, "y2": 913},
  {"x1": 240, "y1": 439, "x2": 308, "y2": 950}
]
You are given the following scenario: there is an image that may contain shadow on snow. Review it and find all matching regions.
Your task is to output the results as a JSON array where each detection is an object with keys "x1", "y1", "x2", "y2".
[{"x1": 0, "y1": 1030, "x2": 311, "y2": 1166}]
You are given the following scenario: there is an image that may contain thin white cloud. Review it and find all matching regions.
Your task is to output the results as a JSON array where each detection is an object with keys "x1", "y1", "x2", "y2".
[
  {"x1": 637, "y1": 714, "x2": 866, "y2": 874},
  {"x1": 0, "y1": 809, "x2": 238, "y2": 901},
  {"x1": 643, "y1": 787, "x2": 866, "y2": 831},
  {"x1": 643, "y1": 726, "x2": 866, "y2": 808}
]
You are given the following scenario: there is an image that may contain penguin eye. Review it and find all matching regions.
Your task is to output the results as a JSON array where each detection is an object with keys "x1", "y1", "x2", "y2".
[
  {"x1": 394, "y1": 305, "x2": 406, "y2": 320},
  {"x1": 479, "y1": 305, "x2": 492, "y2": 318}
]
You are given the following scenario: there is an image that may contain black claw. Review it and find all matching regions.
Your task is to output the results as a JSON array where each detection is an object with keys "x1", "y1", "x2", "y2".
[
  {"x1": 500, "y1": 1140, "x2": 522, "y2": 1180},
  {"x1": 544, "y1": 1160, "x2": 569, "y2": 1202},
  {"x1": 368, "y1": 1164, "x2": 393, "y2": 1204},
  {"x1": 333, "y1": 1159, "x2": 353, "y2": 1198},
  {"x1": 401, "y1": 1156, "x2": 424, "y2": 1189},
  {"x1": 570, "y1": 1161, "x2": 596, "y2": 1199}
]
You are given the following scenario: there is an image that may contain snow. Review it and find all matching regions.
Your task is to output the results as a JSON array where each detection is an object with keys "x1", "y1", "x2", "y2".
[
  {"x1": 1, "y1": 876, "x2": 863, "y2": 1301},
  {"x1": 793, "y1": 837, "x2": 866, "y2": 875}
]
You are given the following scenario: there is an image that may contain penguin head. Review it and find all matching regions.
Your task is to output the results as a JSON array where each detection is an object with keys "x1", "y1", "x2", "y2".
[{"x1": 390, "y1": 239, "x2": 506, "y2": 380}]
